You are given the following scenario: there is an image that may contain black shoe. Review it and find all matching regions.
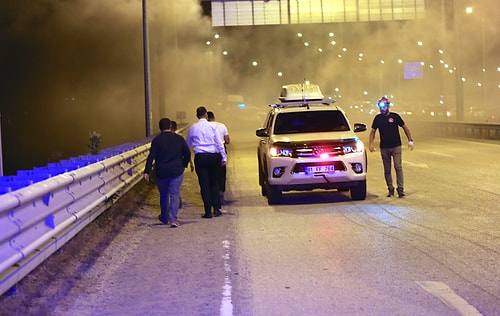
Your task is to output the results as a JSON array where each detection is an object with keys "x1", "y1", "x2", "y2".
[
  {"x1": 387, "y1": 190, "x2": 394, "y2": 197},
  {"x1": 202, "y1": 214, "x2": 213, "y2": 219},
  {"x1": 398, "y1": 192, "x2": 406, "y2": 198},
  {"x1": 214, "y1": 210, "x2": 222, "y2": 217},
  {"x1": 158, "y1": 215, "x2": 168, "y2": 225}
]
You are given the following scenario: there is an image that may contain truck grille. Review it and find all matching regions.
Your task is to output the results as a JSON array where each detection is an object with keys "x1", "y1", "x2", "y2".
[
  {"x1": 275, "y1": 140, "x2": 356, "y2": 158},
  {"x1": 295, "y1": 145, "x2": 344, "y2": 158}
]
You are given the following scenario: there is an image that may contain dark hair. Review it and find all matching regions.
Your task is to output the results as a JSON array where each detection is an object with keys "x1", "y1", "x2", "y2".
[
  {"x1": 171, "y1": 120, "x2": 177, "y2": 131},
  {"x1": 159, "y1": 118, "x2": 171, "y2": 131},
  {"x1": 207, "y1": 111, "x2": 215, "y2": 120},
  {"x1": 196, "y1": 106, "x2": 207, "y2": 118}
]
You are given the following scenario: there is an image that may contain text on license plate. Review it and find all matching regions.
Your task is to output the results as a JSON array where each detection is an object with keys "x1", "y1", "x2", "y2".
[{"x1": 305, "y1": 165, "x2": 335, "y2": 173}]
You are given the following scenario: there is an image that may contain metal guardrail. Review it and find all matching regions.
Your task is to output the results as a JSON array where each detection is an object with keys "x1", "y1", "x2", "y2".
[
  {"x1": 435, "y1": 121, "x2": 500, "y2": 140},
  {"x1": 411, "y1": 120, "x2": 500, "y2": 141},
  {"x1": 0, "y1": 139, "x2": 152, "y2": 296}
]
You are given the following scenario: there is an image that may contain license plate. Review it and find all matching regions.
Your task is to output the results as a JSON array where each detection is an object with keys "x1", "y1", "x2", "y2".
[{"x1": 305, "y1": 165, "x2": 335, "y2": 173}]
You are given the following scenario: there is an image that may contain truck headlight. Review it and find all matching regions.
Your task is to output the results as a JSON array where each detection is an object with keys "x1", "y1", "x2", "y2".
[
  {"x1": 270, "y1": 146, "x2": 292, "y2": 157},
  {"x1": 342, "y1": 139, "x2": 364, "y2": 154}
]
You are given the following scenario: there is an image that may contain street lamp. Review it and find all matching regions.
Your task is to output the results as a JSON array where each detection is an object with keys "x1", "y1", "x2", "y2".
[
  {"x1": 466, "y1": 6, "x2": 487, "y2": 109},
  {"x1": 454, "y1": 0, "x2": 465, "y2": 121},
  {"x1": 142, "y1": 0, "x2": 152, "y2": 136},
  {"x1": 248, "y1": 61, "x2": 258, "y2": 105}
]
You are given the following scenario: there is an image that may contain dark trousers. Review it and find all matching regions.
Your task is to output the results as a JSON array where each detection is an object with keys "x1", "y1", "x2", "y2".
[
  {"x1": 194, "y1": 153, "x2": 222, "y2": 215},
  {"x1": 218, "y1": 165, "x2": 226, "y2": 192},
  {"x1": 380, "y1": 146, "x2": 404, "y2": 193}
]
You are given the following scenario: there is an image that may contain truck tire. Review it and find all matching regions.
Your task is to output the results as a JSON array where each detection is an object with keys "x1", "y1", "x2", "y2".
[
  {"x1": 350, "y1": 180, "x2": 367, "y2": 200},
  {"x1": 266, "y1": 183, "x2": 282, "y2": 204}
]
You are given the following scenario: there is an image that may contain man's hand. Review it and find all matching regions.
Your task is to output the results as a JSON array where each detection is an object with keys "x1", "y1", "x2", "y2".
[
  {"x1": 144, "y1": 174, "x2": 150, "y2": 183},
  {"x1": 189, "y1": 160, "x2": 194, "y2": 172},
  {"x1": 408, "y1": 140, "x2": 414, "y2": 151},
  {"x1": 221, "y1": 161, "x2": 227, "y2": 167},
  {"x1": 369, "y1": 144, "x2": 375, "y2": 152}
]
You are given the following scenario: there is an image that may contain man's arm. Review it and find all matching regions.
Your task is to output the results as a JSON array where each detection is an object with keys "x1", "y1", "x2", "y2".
[
  {"x1": 182, "y1": 140, "x2": 192, "y2": 169},
  {"x1": 143, "y1": 145, "x2": 155, "y2": 183},
  {"x1": 221, "y1": 123, "x2": 230, "y2": 145},
  {"x1": 212, "y1": 126, "x2": 227, "y2": 163},
  {"x1": 402, "y1": 124, "x2": 413, "y2": 141},
  {"x1": 402, "y1": 124, "x2": 414, "y2": 150}
]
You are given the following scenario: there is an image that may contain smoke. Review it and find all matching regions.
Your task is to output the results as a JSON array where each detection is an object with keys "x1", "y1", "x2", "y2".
[
  {"x1": 1, "y1": 0, "x2": 498, "y2": 174},
  {"x1": 0, "y1": 0, "x2": 215, "y2": 174},
  {"x1": 215, "y1": 2, "x2": 499, "y2": 125}
]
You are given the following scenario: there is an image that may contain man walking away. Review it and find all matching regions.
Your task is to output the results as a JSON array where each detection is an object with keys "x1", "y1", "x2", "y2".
[
  {"x1": 186, "y1": 106, "x2": 227, "y2": 218},
  {"x1": 144, "y1": 118, "x2": 191, "y2": 227}
]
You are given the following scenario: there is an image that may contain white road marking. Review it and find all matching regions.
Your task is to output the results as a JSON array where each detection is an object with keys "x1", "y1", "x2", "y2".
[
  {"x1": 404, "y1": 160, "x2": 429, "y2": 168},
  {"x1": 423, "y1": 151, "x2": 456, "y2": 158},
  {"x1": 220, "y1": 240, "x2": 233, "y2": 316},
  {"x1": 416, "y1": 281, "x2": 483, "y2": 316}
]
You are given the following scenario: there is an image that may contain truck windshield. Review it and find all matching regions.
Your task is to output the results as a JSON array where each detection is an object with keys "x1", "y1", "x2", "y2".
[{"x1": 273, "y1": 110, "x2": 349, "y2": 134}]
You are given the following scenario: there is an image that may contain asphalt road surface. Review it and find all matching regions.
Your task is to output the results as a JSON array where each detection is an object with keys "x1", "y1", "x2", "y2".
[{"x1": 2, "y1": 127, "x2": 499, "y2": 316}]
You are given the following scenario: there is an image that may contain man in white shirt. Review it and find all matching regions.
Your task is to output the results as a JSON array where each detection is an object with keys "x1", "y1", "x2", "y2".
[
  {"x1": 207, "y1": 111, "x2": 230, "y2": 204},
  {"x1": 186, "y1": 106, "x2": 227, "y2": 218}
]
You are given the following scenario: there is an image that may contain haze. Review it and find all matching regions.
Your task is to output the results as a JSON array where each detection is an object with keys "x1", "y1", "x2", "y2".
[{"x1": 0, "y1": 0, "x2": 498, "y2": 175}]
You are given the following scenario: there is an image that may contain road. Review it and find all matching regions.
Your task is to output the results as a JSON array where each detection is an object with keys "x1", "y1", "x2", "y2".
[
  {"x1": 1, "y1": 126, "x2": 499, "y2": 316},
  {"x1": 222, "y1": 129, "x2": 499, "y2": 316}
]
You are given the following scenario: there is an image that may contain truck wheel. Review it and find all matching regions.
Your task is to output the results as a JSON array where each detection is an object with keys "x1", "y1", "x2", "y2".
[
  {"x1": 261, "y1": 182, "x2": 268, "y2": 196},
  {"x1": 259, "y1": 167, "x2": 267, "y2": 196},
  {"x1": 350, "y1": 181, "x2": 367, "y2": 200},
  {"x1": 267, "y1": 184, "x2": 282, "y2": 204},
  {"x1": 257, "y1": 156, "x2": 268, "y2": 196}
]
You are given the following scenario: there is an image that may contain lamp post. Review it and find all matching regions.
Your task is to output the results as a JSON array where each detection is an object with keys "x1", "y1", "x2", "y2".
[
  {"x1": 142, "y1": 0, "x2": 152, "y2": 136},
  {"x1": 469, "y1": 6, "x2": 487, "y2": 109},
  {"x1": 481, "y1": 16, "x2": 486, "y2": 109},
  {"x1": 0, "y1": 111, "x2": 3, "y2": 176},
  {"x1": 248, "y1": 61, "x2": 258, "y2": 105},
  {"x1": 464, "y1": 5, "x2": 486, "y2": 110},
  {"x1": 454, "y1": 0, "x2": 465, "y2": 121}
]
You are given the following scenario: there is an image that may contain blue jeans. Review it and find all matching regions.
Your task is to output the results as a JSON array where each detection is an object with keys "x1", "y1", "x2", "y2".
[
  {"x1": 380, "y1": 146, "x2": 404, "y2": 193},
  {"x1": 156, "y1": 173, "x2": 184, "y2": 222}
]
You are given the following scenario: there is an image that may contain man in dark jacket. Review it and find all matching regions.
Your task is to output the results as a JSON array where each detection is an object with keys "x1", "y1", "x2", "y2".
[{"x1": 144, "y1": 118, "x2": 191, "y2": 227}]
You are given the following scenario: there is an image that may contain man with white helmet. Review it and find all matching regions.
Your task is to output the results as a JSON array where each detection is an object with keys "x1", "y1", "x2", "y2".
[{"x1": 369, "y1": 97, "x2": 414, "y2": 198}]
